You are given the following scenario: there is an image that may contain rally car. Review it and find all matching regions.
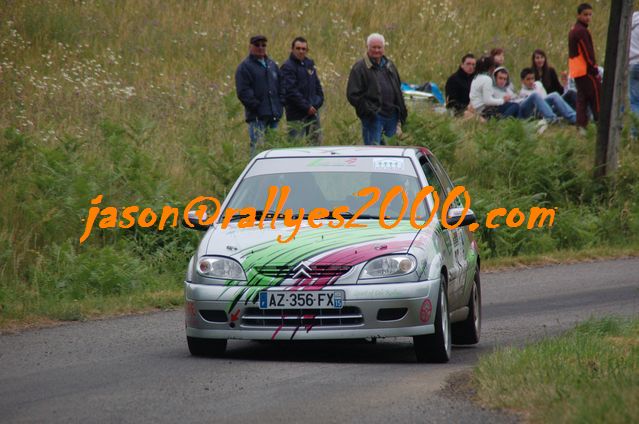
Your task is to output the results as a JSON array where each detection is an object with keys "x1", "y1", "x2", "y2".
[{"x1": 183, "y1": 146, "x2": 480, "y2": 363}]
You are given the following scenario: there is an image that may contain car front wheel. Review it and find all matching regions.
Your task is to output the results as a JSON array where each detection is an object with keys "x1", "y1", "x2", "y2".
[{"x1": 413, "y1": 274, "x2": 451, "y2": 363}]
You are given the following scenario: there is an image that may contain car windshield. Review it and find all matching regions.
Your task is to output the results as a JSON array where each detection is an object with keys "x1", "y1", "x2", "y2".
[{"x1": 223, "y1": 156, "x2": 427, "y2": 220}]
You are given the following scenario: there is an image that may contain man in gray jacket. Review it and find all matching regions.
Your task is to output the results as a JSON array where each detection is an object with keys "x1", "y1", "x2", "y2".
[{"x1": 346, "y1": 33, "x2": 407, "y2": 145}]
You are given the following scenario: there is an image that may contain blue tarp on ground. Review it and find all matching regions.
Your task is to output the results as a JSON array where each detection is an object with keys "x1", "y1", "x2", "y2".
[{"x1": 401, "y1": 82, "x2": 445, "y2": 104}]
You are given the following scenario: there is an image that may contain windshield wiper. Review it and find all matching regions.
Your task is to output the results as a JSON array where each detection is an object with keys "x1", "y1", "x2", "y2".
[
  {"x1": 225, "y1": 209, "x2": 285, "y2": 222},
  {"x1": 348, "y1": 214, "x2": 380, "y2": 220},
  {"x1": 327, "y1": 210, "x2": 380, "y2": 220}
]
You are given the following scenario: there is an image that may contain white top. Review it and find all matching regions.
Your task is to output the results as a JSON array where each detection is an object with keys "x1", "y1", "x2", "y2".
[
  {"x1": 469, "y1": 74, "x2": 504, "y2": 112},
  {"x1": 631, "y1": 12, "x2": 639, "y2": 65},
  {"x1": 492, "y1": 84, "x2": 516, "y2": 101},
  {"x1": 519, "y1": 81, "x2": 548, "y2": 99}
]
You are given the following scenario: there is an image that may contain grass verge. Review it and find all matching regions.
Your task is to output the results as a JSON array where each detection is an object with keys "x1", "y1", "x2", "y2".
[
  {"x1": 473, "y1": 317, "x2": 639, "y2": 423},
  {"x1": 483, "y1": 245, "x2": 639, "y2": 271},
  {"x1": 0, "y1": 288, "x2": 182, "y2": 333}
]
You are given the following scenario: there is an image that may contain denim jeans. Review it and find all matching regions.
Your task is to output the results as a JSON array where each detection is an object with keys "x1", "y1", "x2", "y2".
[
  {"x1": 562, "y1": 89, "x2": 577, "y2": 110},
  {"x1": 288, "y1": 114, "x2": 322, "y2": 146},
  {"x1": 361, "y1": 111, "x2": 399, "y2": 145},
  {"x1": 629, "y1": 63, "x2": 639, "y2": 115},
  {"x1": 248, "y1": 118, "x2": 279, "y2": 158},
  {"x1": 518, "y1": 92, "x2": 557, "y2": 121},
  {"x1": 545, "y1": 92, "x2": 576, "y2": 124},
  {"x1": 497, "y1": 102, "x2": 519, "y2": 118},
  {"x1": 482, "y1": 102, "x2": 519, "y2": 119},
  {"x1": 629, "y1": 63, "x2": 639, "y2": 137}
]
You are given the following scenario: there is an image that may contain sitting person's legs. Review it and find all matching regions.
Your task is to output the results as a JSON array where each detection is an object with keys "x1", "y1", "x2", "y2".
[
  {"x1": 545, "y1": 92, "x2": 576, "y2": 124},
  {"x1": 497, "y1": 102, "x2": 519, "y2": 118},
  {"x1": 518, "y1": 92, "x2": 557, "y2": 121}
]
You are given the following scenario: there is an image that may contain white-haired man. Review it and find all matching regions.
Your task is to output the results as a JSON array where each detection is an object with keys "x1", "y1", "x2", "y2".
[{"x1": 347, "y1": 33, "x2": 407, "y2": 145}]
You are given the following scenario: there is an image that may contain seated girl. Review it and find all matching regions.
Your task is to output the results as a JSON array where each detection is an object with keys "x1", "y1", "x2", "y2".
[{"x1": 532, "y1": 49, "x2": 576, "y2": 109}]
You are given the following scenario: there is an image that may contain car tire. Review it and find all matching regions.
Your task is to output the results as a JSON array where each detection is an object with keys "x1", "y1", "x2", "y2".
[
  {"x1": 413, "y1": 273, "x2": 451, "y2": 363},
  {"x1": 452, "y1": 269, "x2": 481, "y2": 345},
  {"x1": 187, "y1": 336, "x2": 227, "y2": 357}
]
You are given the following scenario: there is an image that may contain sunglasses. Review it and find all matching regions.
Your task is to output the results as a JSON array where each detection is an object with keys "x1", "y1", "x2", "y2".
[{"x1": 253, "y1": 43, "x2": 267, "y2": 47}]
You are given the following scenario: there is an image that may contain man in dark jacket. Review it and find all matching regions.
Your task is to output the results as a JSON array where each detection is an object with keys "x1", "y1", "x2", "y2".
[
  {"x1": 445, "y1": 53, "x2": 476, "y2": 115},
  {"x1": 346, "y1": 33, "x2": 407, "y2": 145},
  {"x1": 568, "y1": 3, "x2": 600, "y2": 129},
  {"x1": 280, "y1": 37, "x2": 324, "y2": 145},
  {"x1": 235, "y1": 35, "x2": 284, "y2": 157}
]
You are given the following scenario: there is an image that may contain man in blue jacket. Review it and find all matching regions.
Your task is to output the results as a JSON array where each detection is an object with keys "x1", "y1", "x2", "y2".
[
  {"x1": 235, "y1": 35, "x2": 284, "y2": 157},
  {"x1": 280, "y1": 37, "x2": 324, "y2": 145}
]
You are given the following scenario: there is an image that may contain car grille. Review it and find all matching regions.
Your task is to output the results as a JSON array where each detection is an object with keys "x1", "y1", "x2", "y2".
[
  {"x1": 254, "y1": 264, "x2": 352, "y2": 278},
  {"x1": 241, "y1": 306, "x2": 363, "y2": 328}
]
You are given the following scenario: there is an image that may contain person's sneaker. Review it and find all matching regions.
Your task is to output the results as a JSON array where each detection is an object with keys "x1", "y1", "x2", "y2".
[
  {"x1": 536, "y1": 119, "x2": 549, "y2": 134},
  {"x1": 578, "y1": 127, "x2": 588, "y2": 136}
]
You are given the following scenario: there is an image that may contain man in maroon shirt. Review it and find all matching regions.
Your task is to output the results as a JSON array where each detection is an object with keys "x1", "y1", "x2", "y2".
[{"x1": 568, "y1": 3, "x2": 601, "y2": 129}]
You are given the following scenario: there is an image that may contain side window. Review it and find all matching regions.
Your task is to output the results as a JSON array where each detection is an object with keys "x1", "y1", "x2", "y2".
[
  {"x1": 420, "y1": 157, "x2": 445, "y2": 202},
  {"x1": 427, "y1": 155, "x2": 463, "y2": 209}
]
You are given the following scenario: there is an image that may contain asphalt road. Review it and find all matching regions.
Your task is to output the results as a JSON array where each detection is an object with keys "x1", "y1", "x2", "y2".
[{"x1": 1, "y1": 258, "x2": 638, "y2": 423}]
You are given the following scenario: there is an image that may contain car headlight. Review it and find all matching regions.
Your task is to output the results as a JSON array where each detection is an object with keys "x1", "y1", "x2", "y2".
[
  {"x1": 360, "y1": 255, "x2": 417, "y2": 279},
  {"x1": 197, "y1": 256, "x2": 246, "y2": 281}
]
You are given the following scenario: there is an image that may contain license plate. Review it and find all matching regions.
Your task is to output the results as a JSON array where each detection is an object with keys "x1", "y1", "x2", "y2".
[{"x1": 259, "y1": 291, "x2": 344, "y2": 309}]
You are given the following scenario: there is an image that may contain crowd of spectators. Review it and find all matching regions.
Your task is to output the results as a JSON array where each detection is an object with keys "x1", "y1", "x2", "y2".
[{"x1": 445, "y1": 3, "x2": 600, "y2": 133}]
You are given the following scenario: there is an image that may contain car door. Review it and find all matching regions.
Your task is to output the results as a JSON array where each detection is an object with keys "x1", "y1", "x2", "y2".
[
  {"x1": 426, "y1": 154, "x2": 470, "y2": 307},
  {"x1": 417, "y1": 154, "x2": 464, "y2": 307}
]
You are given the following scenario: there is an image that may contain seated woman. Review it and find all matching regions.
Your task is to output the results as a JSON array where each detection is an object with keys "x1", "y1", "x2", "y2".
[
  {"x1": 519, "y1": 67, "x2": 576, "y2": 124},
  {"x1": 490, "y1": 47, "x2": 505, "y2": 67},
  {"x1": 532, "y1": 49, "x2": 576, "y2": 109},
  {"x1": 490, "y1": 47, "x2": 515, "y2": 91},
  {"x1": 492, "y1": 66, "x2": 558, "y2": 123},
  {"x1": 445, "y1": 53, "x2": 476, "y2": 115},
  {"x1": 468, "y1": 55, "x2": 519, "y2": 119}
]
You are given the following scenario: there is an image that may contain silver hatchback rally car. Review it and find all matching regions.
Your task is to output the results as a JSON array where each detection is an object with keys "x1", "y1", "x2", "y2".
[{"x1": 184, "y1": 146, "x2": 481, "y2": 363}]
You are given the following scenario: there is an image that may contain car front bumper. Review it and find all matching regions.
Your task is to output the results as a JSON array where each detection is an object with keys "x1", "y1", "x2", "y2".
[{"x1": 184, "y1": 278, "x2": 441, "y2": 341}]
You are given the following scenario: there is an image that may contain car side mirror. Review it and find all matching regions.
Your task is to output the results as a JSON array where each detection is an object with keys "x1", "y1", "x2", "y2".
[
  {"x1": 446, "y1": 208, "x2": 477, "y2": 228},
  {"x1": 183, "y1": 210, "x2": 211, "y2": 231}
]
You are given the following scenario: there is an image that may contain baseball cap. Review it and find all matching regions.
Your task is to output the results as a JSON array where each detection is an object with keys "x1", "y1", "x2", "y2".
[{"x1": 250, "y1": 35, "x2": 267, "y2": 45}]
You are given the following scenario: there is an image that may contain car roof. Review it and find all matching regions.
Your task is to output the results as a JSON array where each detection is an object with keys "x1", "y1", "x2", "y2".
[{"x1": 257, "y1": 146, "x2": 430, "y2": 159}]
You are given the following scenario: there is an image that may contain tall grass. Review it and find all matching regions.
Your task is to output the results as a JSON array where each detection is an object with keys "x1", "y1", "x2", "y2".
[{"x1": 1, "y1": 1, "x2": 638, "y2": 323}]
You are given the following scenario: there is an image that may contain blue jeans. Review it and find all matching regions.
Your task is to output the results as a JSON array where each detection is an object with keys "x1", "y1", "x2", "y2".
[
  {"x1": 629, "y1": 63, "x2": 639, "y2": 115},
  {"x1": 629, "y1": 64, "x2": 639, "y2": 137},
  {"x1": 497, "y1": 102, "x2": 519, "y2": 118},
  {"x1": 518, "y1": 92, "x2": 557, "y2": 121},
  {"x1": 248, "y1": 118, "x2": 279, "y2": 158},
  {"x1": 361, "y1": 111, "x2": 398, "y2": 145},
  {"x1": 562, "y1": 89, "x2": 577, "y2": 110},
  {"x1": 288, "y1": 114, "x2": 322, "y2": 145},
  {"x1": 545, "y1": 92, "x2": 576, "y2": 124}
]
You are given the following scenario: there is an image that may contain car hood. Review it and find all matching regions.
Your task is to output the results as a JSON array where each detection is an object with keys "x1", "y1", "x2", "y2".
[{"x1": 203, "y1": 220, "x2": 418, "y2": 265}]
